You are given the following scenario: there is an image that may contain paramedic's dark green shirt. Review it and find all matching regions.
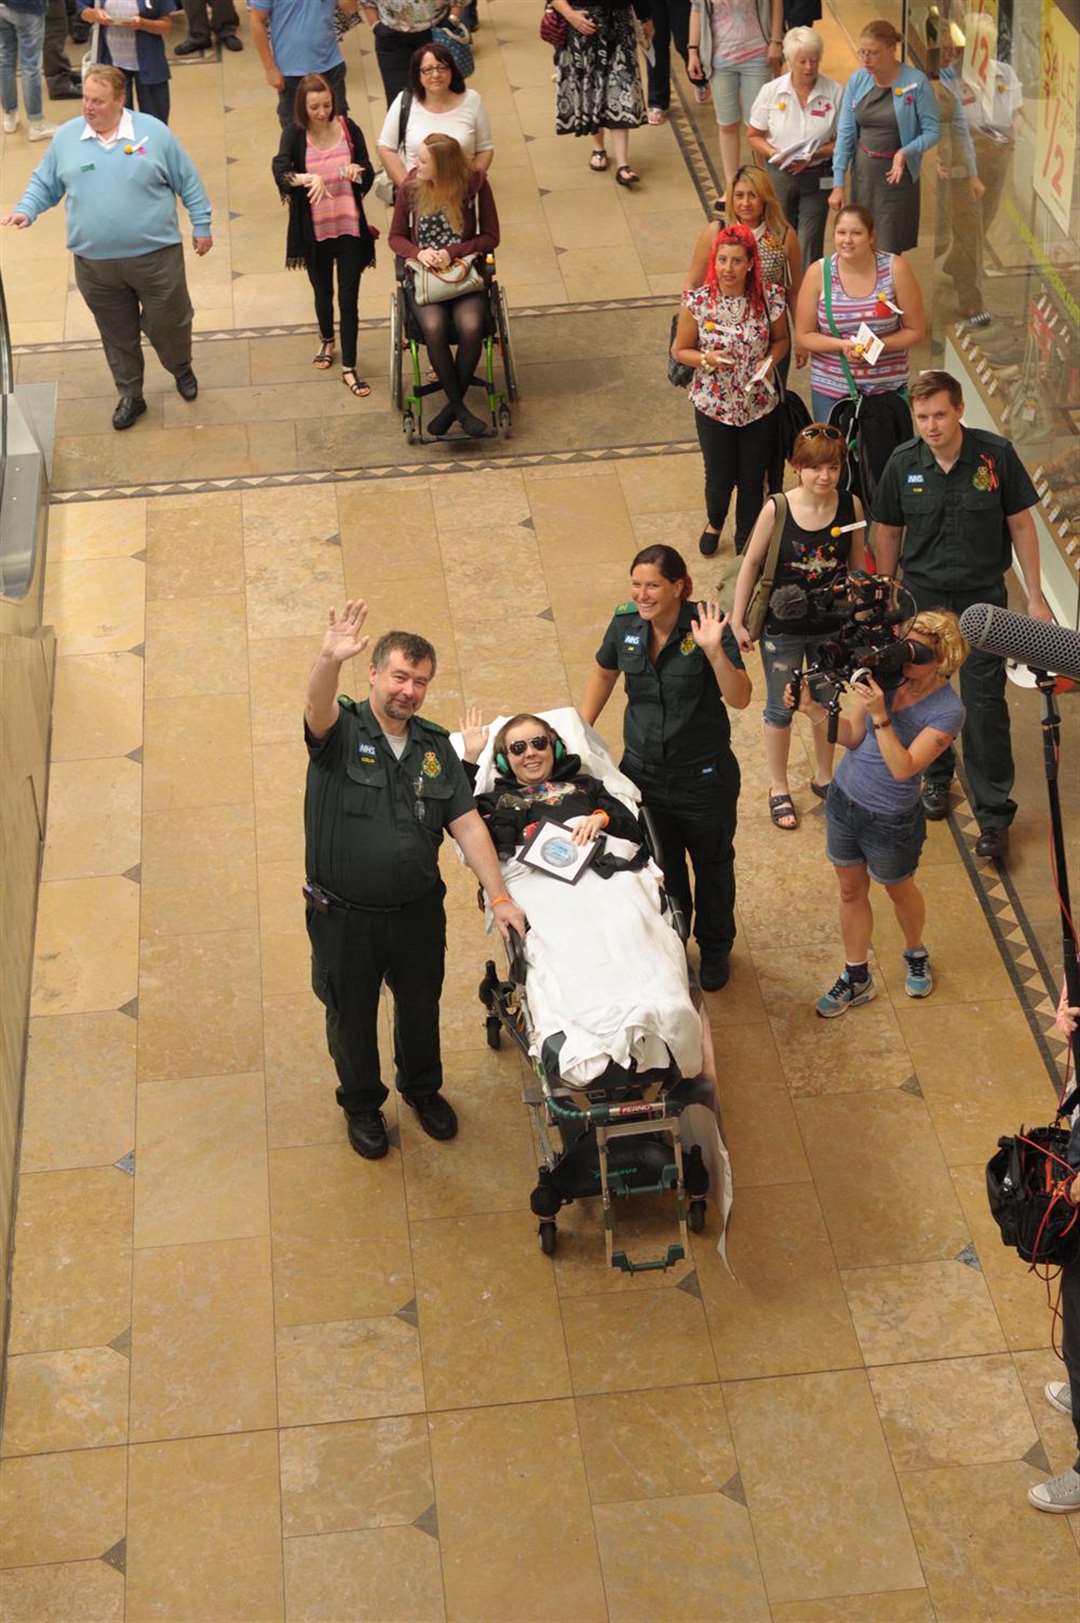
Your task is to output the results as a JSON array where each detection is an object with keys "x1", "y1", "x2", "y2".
[
  {"x1": 304, "y1": 698, "x2": 475, "y2": 906},
  {"x1": 596, "y1": 600, "x2": 745, "y2": 769},
  {"x1": 873, "y1": 429, "x2": 1039, "y2": 596}
]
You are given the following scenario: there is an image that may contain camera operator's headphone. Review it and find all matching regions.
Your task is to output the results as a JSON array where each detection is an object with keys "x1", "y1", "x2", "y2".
[{"x1": 494, "y1": 731, "x2": 565, "y2": 777}]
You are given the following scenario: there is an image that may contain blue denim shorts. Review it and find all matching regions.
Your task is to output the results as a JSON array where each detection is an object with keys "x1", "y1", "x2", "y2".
[
  {"x1": 759, "y1": 630, "x2": 826, "y2": 728},
  {"x1": 825, "y1": 781, "x2": 927, "y2": 885}
]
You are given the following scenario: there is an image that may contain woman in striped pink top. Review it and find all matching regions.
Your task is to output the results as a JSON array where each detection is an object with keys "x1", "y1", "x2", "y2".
[{"x1": 794, "y1": 204, "x2": 924, "y2": 423}]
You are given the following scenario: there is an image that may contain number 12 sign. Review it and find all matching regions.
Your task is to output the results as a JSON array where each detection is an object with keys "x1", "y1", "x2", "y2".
[{"x1": 1035, "y1": 0, "x2": 1078, "y2": 236}]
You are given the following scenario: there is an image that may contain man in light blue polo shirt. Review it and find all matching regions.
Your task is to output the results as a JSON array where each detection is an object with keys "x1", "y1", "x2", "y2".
[
  {"x1": 250, "y1": 0, "x2": 357, "y2": 128},
  {"x1": 1, "y1": 64, "x2": 212, "y2": 430}
]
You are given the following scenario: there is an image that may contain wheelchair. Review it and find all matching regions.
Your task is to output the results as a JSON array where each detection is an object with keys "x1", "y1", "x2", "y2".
[{"x1": 389, "y1": 253, "x2": 518, "y2": 444}]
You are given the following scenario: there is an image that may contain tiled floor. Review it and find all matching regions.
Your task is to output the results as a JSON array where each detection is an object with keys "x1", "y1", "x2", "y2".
[{"x1": 3, "y1": 5, "x2": 1079, "y2": 1621}]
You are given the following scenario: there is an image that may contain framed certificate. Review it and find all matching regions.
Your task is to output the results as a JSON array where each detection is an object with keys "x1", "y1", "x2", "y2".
[{"x1": 519, "y1": 820, "x2": 599, "y2": 885}]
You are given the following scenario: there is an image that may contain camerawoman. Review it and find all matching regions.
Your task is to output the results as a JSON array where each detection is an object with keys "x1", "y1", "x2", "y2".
[{"x1": 786, "y1": 610, "x2": 969, "y2": 1015}]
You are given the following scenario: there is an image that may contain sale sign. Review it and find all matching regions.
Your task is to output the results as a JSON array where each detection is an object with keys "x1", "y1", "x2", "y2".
[
  {"x1": 962, "y1": 1, "x2": 999, "y2": 125},
  {"x1": 1035, "y1": 0, "x2": 1078, "y2": 235}
]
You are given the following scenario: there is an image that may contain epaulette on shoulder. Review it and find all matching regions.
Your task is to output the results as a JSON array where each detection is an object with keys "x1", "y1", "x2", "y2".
[
  {"x1": 337, "y1": 695, "x2": 357, "y2": 711},
  {"x1": 614, "y1": 600, "x2": 637, "y2": 615},
  {"x1": 416, "y1": 715, "x2": 449, "y2": 735}
]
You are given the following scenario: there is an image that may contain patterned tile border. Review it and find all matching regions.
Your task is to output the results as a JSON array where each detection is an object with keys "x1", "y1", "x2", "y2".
[
  {"x1": 12, "y1": 295, "x2": 681, "y2": 357},
  {"x1": 47, "y1": 438, "x2": 703, "y2": 503},
  {"x1": 946, "y1": 770, "x2": 1072, "y2": 1097}
]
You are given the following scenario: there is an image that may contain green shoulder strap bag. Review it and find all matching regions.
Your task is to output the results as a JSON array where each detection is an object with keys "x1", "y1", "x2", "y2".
[{"x1": 716, "y1": 491, "x2": 788, "y2": 642}]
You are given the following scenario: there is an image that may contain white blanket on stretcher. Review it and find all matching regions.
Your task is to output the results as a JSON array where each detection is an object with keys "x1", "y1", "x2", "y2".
[{"x1": 450, "y1": 709, "x2": 703, "y2": 1086}]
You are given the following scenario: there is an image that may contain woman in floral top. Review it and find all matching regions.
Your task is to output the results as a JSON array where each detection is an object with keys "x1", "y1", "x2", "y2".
[{"x1": 672, "y1": 222, "x2": 788, "y2": 557}]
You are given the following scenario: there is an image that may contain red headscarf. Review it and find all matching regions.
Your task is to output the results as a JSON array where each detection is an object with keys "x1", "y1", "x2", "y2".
[{"x1": 706, "y1": 222, "x2": 766, "y2": 318}]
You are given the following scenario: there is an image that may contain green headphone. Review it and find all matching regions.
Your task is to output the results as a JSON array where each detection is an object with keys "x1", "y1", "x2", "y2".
[{"x1": 495, "y1": 733, "x2": 565, "y2": 777}]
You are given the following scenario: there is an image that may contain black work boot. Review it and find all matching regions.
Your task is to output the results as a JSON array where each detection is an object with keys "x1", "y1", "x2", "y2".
[{"x1": 346, "y1": 1109, "x2": 390, "y2": 1159}]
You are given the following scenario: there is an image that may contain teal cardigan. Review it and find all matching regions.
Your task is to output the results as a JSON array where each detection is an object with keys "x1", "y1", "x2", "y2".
[{"x1": 832, "y1": 65, "x2": 940, "y2": 187}]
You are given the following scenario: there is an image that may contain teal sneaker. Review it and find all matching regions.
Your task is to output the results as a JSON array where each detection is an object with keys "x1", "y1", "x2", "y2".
[
  {"x1": 903, "y1": 947, "x2": 933, "y2": 998},
  {"x1": 815, "y1": 972, "x2": 876, "y2": 1019}
]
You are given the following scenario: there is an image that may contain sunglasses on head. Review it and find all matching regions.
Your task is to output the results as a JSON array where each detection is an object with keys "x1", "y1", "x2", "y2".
[
  {"x1": 508, "y1": 736, "x2": 551, "y2": 757},
  {"x1": 798, "y1": 425, "x2": 843, "y2": 442}
]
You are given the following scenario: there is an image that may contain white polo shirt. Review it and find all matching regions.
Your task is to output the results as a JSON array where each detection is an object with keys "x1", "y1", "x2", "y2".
[
  {"x1": 80, "y1": 107, "x2": 137, "y2": 151},
  {"x1": 748, "y1": 71, "x2": 842, "y2": 157}
]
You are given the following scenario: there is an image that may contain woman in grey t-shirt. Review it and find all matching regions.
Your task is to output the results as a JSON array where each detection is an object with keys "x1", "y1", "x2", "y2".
[{"x1": 787, "y1": 609, "x2": 967, "y2": 1016}]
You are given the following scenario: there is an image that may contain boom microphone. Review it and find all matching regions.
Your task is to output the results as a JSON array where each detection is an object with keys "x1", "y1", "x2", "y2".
[{"x1": 958, "y1": 603, "x2": 1080, "y2": 679}]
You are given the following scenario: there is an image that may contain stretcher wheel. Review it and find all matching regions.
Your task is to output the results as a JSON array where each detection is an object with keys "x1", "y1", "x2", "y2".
[
  {"x1": 485, "y1": 1015, "x2": 502, "y2": 1050},
  {"x1": 688, "y1": 1198, "x2": 707, "y2": 1234},
  {"x1": 538, "y1": 1220, "x2": 557, "y2": 1256}
]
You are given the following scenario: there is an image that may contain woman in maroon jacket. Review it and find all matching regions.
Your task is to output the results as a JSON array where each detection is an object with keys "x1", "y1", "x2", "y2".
[{"x1": 388, "y1": 132, "x2": 500, "y2": 438}]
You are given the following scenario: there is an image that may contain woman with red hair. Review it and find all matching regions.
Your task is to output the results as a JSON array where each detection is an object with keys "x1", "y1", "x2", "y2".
[{"x1": 672, "y1": 221, "x2": 788, "y2": 557}]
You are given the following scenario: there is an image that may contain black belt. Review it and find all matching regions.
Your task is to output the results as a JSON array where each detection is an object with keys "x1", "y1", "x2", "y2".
[{"x1": 304, "y1": 881, "x2": 408, "y2": 915}]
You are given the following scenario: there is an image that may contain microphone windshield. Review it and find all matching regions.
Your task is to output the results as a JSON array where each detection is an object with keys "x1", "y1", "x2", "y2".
[{"x1": 958, "y1": 603, "x2": 1080, "y2": 680}]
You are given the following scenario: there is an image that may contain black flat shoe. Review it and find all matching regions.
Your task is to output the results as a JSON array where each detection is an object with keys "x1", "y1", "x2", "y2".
[
  {"x1": 921, "y1": 782, "x2": 951, "y2": 820},
  {"x1": 699, "y1": 528, "x2": 719, "y2": 556},
  {"x1": 175, "y1": 368, "x2": 198, "y2": 401},
  {"x1": 346, "y1": 1109, "x2": 390, "y2": 1159},
  {"x1": 457, "y1": 407, "x2": 488, "y2": 438},
  {"x1": 49, "y1": 81, "x2": 83, "y2": 99},
  {"x1": 406, "y1": 1093, "x2": 458, "y2": 1141},
  {"x1": 173, "y1": 36, "x2": 208, "y2": 54},
  {"x1": 219, "y1": 33, "x2": 243, "y2": 50},
  {"x1": 974, "y1": 827, "x2": 1009, "y2": 863},
  {"x1": 112, "y1": 395, "x2": 146, "y2": 430},
  {"x1": 699, "y1": 951, "x2": 730, "y2": 991},
  {"x1": 427, "y1": 403, "x2": 456, "y2": 437}
]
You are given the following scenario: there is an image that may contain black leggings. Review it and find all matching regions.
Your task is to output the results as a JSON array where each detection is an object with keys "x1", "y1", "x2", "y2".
[
  {"x1": 694, "y1": 406, "x2": 779, "y2": 553},
  {"x1": 411, "y1": 291, "x2": 486, "y2": 412},
  {"x1": 307, "y1": 236, "x2": 366, "y2": 371}
]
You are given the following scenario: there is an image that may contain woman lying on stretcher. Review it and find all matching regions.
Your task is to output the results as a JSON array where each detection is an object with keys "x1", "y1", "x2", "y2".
[{"x1": 459, "y1": 710, "x2": 640, "y2": 859}]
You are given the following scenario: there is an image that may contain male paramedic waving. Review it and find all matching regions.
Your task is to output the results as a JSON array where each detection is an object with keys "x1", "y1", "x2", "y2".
[{"x1": 303, "y1": 599, "x2": 526, "y2": 1161}]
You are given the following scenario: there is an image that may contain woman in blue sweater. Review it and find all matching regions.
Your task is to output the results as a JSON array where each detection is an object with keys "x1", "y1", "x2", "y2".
[
  {"x1": 828, "y1": 18, "x2": 938, "y2": 254},
  {"x1": 81, "y1": 0, "x2": 177, "y2": 125}
]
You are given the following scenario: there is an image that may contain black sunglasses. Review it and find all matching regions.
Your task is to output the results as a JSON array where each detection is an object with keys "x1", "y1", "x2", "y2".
[{"x1": 508, "y1": 736, "x2": 551, "y2": 756}]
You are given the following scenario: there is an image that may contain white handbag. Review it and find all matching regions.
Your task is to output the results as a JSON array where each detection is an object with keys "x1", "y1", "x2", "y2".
[{"x1": 406, "y1": 253, "x2": 484, "y2": 305}]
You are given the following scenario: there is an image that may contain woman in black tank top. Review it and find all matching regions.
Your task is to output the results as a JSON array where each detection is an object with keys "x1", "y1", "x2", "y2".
[{"x1": 729, "y1": 423, "x2": 865, "y2": 829}]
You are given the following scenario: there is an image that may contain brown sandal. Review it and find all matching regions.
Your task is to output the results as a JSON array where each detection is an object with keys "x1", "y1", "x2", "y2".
[
  {"x1": 589, "y1": 149, "x2": 609, "y2": 171},
  {"x1": 342, "y1": 369, "x2": 371, "y2": 398},
  {"x1": 769, "y1": 793, "x2": 798, "y2": 830},
  {"x1": 615, "y1": 165, "x2": 640, "y2": 188},
  {"x1": 313, "y1": 340, "x2": 334, "y2": 369}
]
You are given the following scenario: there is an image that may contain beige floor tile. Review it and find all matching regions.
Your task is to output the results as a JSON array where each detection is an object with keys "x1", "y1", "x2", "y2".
[
  {"x1": 145, "y1": 493, "x2": 246, "y2": 600},
  {"x1": 694, "y1": 1184, "x2": 862, "y2": 1380},
  {"x1": 546, "y1": 1192, "x2": 697, "y2": 1299},
  {"x1": 726, "y1": 1370, "x2": 923, "y2": 1605},
  {"x1": 770, "y1": 1591, "x2": 935, "y2": 1622},
  {"x1": 795, "y1": 1090, "x2": 969, "y2": 1266},
  {"x1": 276, "y1": 1316, "x2": 425, "y2": 1428},
  {"x1": 43, "y1": 555, "x2": 145, "y2": 657},
  {"x1": 126, "y1": 1431, "x2": 284, "y2": 1623},
  {"x1": 710, "y1": 1022, "x2": 811, "y2": 1187},
  {"x1": 896, "y1": 1000, "x2": 1059, "y2": 1167},
  {"x1": 49, "y1": 650, "x2": 143, "y2": 762},
  {"x1": 283, "y1": 1525, "x2": 444, "y2": 1623},
  {"x1": 898, "y1": 1461, "x2": 1078, "y2": 1620},
  {"x1": 255, "y1": 796, "x2": 305, "y2": 866},
  {"x1": 614, "y1": 452, "x2": 704, "y2": 515},
  {"x1": 247, "y1": 634, "x2": 318, "y2": 745},
  {"x1": 31, "y1": 876, "x2": 139, "y2": 1017},
  {"x1": 20, "y1": 1011, "x2": 136, "y2": 1172},
  {"x1": 130, "y1": 1236, "x2": 277, "y2": 1442},
  {"x1": 841, "y1": 1260, "x2": 1006, "y2": 1365},
  {"x1": 561, "y1": 1286, "x2": 717, "y2": 1396},
  {"x1": 137, "y1": 930, "x2": 263, "y2": 1082},
  {"x1": 42, "y1": 757, "x2": 142, "y2": 881},
  {"x1": 949, "y1": 1164, "x2": 1052, "y2": 1351},
  {"x1": 575, "y1": 1383, "x2": 736, "y2": 1504},
  {"x1": 260, "y1": 919, "x2": 311, "y2": 1000},
  {"x1": 754, "y1": 946, "x2": 915, "y2": 1096},
  {"x1": 1, "y1": 1346, "x2": 129, "y2": 1457},
  {"x1": 525, "y1": 467, "x2": 634, "y2": 538},
  {"x1": 242, "y1": 483, "x2": 340, "y2": 547},
  {"x1": 145, "y1": 593, "x2": 249, "y2": 700},
  {"x1": 46, "y1": 498, "x2": 146, "y2": 561},
  {"x1": 430, "y1": 1399, "x2": 607, "y2": 1623},
  {"x1": 872, "y1": 868, "x2": 1014, "y2": 1005},
  {"x1": 593, "y1": 1492, "x2": 770, "y2": 1622},
  {"x1": 399, "y1": 1052, "x2": 537, "y2": 1222},
  {"x1": 1011, "y1": 1349, "x2": 1080, "y2": 1474},
  {"x1": 262, "y1": 993, "x2": 344, "y2": 1148},
  {"x1": 142, "y1": 692, "x2": 253, "y2": 813},
  {"x1": 869, "y1": 1353, "x2": 1039, "y2": 1470},
  {"x1": 134, "y1": 1073, "x2": 269, "y2": 1248},
  {"x1": 0, "y1": 1446, "x2": 127, "y2": 1568},
  {"x1": 243, "y1": 537, "x2": 346, "y2": 640},
  {"x1": 412, "y1": 1209, "x2": 571, "y2": 1410},
  {"x1": 0, "y1": 1561, "x2": 124, "y2": 1623},
  {"x1": 140, "y1": 802, "x2": 258, "y2": 939},
  {"x1": 280, "y1": 1415, "x2": 432, "y2": 1538},
  {"x1": 8, "y1": 1167, "x2": 131, "y2": 1355}
]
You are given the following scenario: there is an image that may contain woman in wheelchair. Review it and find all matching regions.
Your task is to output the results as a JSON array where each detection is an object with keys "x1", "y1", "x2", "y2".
[
  {"x1": 460, "y1": 712, "x2": 640, "y2": 860},
  {"x1": 388, "y1": 132, "x2": 500, "y2": 439}
]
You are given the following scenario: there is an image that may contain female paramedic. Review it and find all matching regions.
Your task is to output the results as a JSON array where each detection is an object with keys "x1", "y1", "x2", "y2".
[{"x1": 581, "y1": 543, "x2": 751, "y2": 992}]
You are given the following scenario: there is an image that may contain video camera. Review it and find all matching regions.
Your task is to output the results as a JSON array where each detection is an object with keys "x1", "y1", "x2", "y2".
[{"x1": 775, "y1": 571, "x2": 929, "y2": 740}]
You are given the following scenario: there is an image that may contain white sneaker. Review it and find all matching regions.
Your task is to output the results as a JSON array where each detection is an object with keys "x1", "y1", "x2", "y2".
[
  {"x1": 2, "y1": 111, "x2": 17, "y2": 135},
  {"x1": 27, "y1": 122, "x2": 56, "y2": 143},
  {"x1": 1046, "y1": 1380, "x2": 1072, "y2": 1416},
  {"x1": 1028, "y1": 1466, "x2": 1080, "y2": 1512}
]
